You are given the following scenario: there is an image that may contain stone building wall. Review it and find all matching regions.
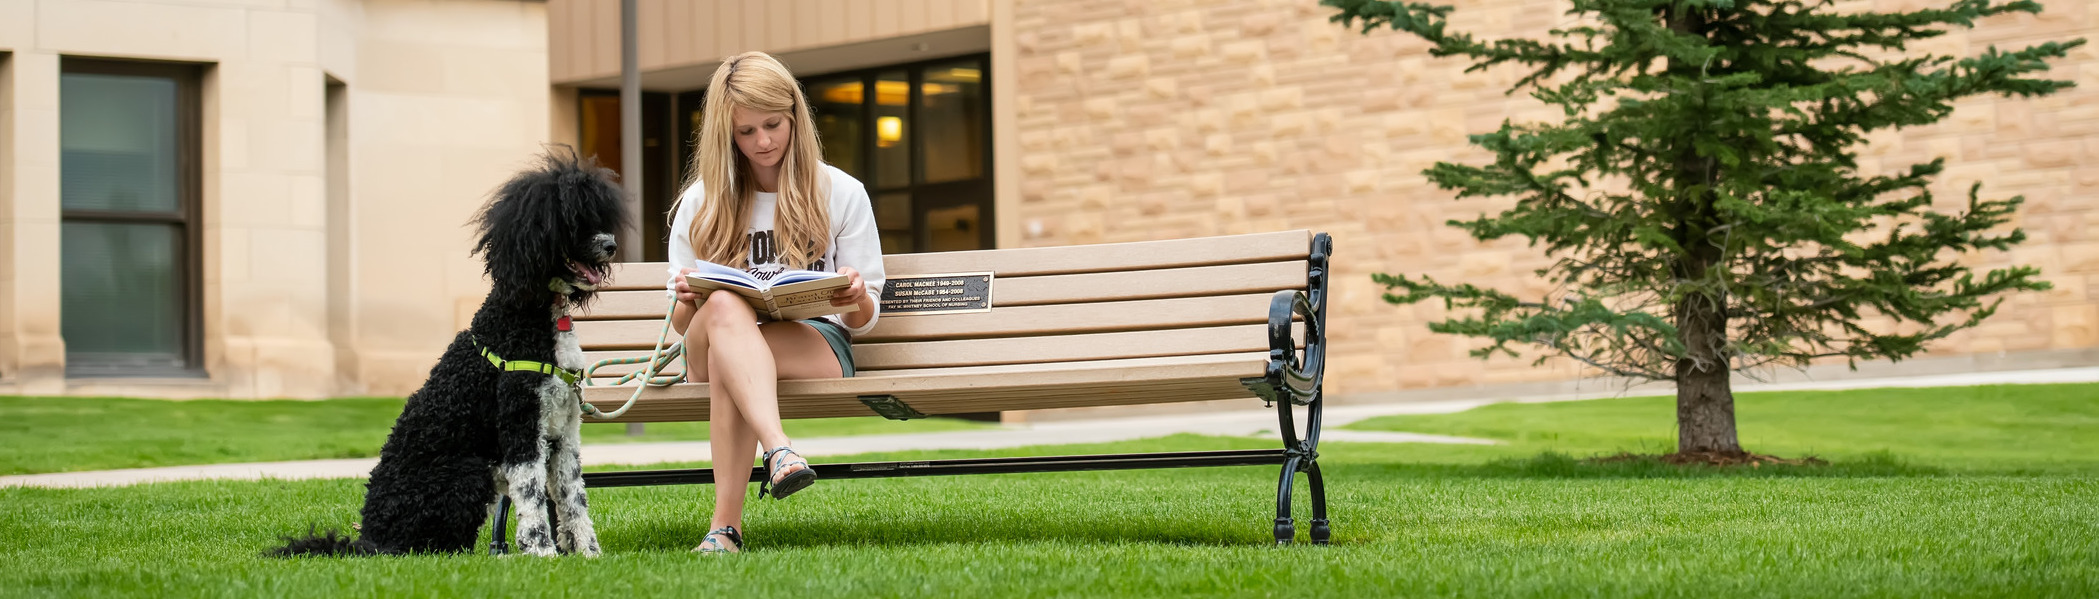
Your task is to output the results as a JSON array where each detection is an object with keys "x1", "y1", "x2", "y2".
[
  {"x1": 1007, "y1": 0, "x2": 2099, "y2": 396},
  {"x1": 0, "y1": 0, "x2": 551, "y2": 398}
]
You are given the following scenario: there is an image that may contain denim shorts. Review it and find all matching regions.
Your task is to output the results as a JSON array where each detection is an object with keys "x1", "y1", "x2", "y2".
[{"x1": 796, "y1": 318, "x2": 856, "y2": 378}]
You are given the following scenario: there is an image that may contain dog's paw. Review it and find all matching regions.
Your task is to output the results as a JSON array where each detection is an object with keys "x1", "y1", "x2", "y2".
[
  {"x1": 559, "y1": 536, "x2": 602, "y2": 558},
  {"x1": 522, "y1": 546, "x2": 560, "y2": 558}
]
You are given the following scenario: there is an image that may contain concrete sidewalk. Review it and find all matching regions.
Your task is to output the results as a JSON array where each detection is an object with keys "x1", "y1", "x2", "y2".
[
  {"x1": 6, "y1": 366, "x2": 2094, "y2": 489},
  {"x1": 0, "y1": 398, "x2": 1502, "y2": 489}
]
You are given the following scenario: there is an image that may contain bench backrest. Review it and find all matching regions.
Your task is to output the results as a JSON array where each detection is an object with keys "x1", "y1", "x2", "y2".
[{"x1": 575, "y1": 229, "x2": 1313, "y2": 379}]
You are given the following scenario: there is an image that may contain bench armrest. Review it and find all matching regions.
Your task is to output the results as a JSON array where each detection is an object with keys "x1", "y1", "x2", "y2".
[
  {"x1": 1257, "y1": 290, "x2": 1323, "y2": 405},
  {"x1": 1247, "y1": 233, "x2": 1330, "y2": 407}
]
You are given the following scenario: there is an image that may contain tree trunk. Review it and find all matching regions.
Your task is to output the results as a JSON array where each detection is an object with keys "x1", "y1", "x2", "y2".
[
  {"x1": 1664, "y1": 1, "x2": 1743, "y2": 456},
  {"x1": 1674, "y1": 293, "x2": 1742, "y2": 455}
]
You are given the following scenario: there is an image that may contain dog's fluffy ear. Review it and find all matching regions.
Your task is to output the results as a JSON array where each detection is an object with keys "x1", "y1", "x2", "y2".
[{"x1": 471, "y1": 146, "x2": 632, "y2": 296}]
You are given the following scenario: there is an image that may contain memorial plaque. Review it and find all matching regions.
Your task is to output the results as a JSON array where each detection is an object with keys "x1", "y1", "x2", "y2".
[{"x1": 879, "y1": 272, "x2": 994, "y2": 315}]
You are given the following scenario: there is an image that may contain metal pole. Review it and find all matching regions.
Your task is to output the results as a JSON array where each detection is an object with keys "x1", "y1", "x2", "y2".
[{"x1": 620, "y1": 0, "x2": 645, "y2": 437}]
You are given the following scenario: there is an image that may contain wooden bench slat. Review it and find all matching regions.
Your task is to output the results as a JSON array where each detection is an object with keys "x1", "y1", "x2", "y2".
[
  {"x1": 572, "y1": 321, "x2": 685, "y2": 351},
  {"x1": 990, "y1": 261, "x2": 1304, "y2": 308},
  {"x1": 579, "y1": 351, "x2": 1270, "y2": 381},
  {"x1": 853, "y1": 323, "x2": 1272, "y2": 370},
  {"x1": 866, "y1": 293, "x2": 1282, "y2": 342},
  {"x1": 571, "y1": 324, "x2": 1281, "y2": 369},
  {"x1": 855, "y1": 351, "x2": 1270, "y2": 377},
  {"x1": 574, "y1": 293, "x2": 1281, "y2": 347},
  {"x1": 577, "y1": 261, "x2": 1306, "y2": 321},
  {"x1": 597, "y1": 229, "x2": 1312, "y2": 290},
  {"x1": 594, "y1": 382, "x2": 1256, "y2": 421},
  {"x1": 577, "y1": 352, "x2": 1267, "y2": 422},
  {"x1": 573, "y1": 291, "x2": 676, "y2": 321}
]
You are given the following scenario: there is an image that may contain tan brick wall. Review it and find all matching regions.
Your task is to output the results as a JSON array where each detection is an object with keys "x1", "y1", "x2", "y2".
[{"x1": 1008, "y1": 0, "x2": 2099, "y2": 396}]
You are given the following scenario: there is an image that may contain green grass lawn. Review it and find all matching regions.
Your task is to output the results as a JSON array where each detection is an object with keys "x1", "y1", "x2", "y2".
[
  {"x1": 0, "y1": 397, "x2": 991, "y2": 475},
  {"x1": 1, "y1": 383, "x2": 2093, "y2": 597},
  {"x1": 1346, "y1": 382, "x2": 2099, "y2": 472}
]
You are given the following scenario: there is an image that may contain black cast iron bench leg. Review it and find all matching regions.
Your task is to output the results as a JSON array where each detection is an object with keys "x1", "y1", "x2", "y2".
[
  {"x1": 1307, "y1": 460, "x2": 1330, "y2": 545},
  {"x1": 490, "y1": 495, "x2": 509, "y2": 555},
  {"x1": 1274, "y1": 450, "x2": 1331, "y2": 546},
  {"x1": 487, "y1": 494, "x2": 559, "y2": 555},
  {"x1": 1274, "y1": 455, "x2": 1300, "y2": 544}
]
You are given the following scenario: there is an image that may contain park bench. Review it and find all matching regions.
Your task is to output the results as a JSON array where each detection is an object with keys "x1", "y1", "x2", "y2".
[{"x1": 492, "y1": 230, "x2": 1333, "y2": 549}]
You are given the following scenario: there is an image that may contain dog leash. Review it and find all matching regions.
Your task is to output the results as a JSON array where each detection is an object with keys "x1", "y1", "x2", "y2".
[{"x1": 577, "y1": 297, "x2": 686, "y2": 419}]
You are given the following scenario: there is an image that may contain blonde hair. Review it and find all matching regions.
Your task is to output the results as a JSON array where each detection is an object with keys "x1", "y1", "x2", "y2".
[{"x1": 676, "y1": 51, "x2": 830, "y2": 269}]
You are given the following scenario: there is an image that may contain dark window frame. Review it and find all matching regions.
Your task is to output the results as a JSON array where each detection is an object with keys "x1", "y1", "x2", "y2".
[
  {"x1": 798, "y1": 53, "x2": 995, "y2": 253},
  {"x1": 59, "y1": 57, "x2": 206, "y2": 378},
  {"x1": 575, "y1": 88, "x2": 677, "y2": 261},
  {"x1": 665, "y1": 53, "x2": 996, "y2": 255},
  {"x1": 585, "y1": 53, "x2": 996, "y2": 258}
]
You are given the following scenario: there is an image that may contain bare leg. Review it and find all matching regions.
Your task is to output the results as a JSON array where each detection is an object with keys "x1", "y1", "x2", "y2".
[
  {"x1": 705, "y1": 372, "x2": 759, "y2": 539},
  {"x1": 697, "y1": 292, "x2": 794, "y2": 451},
  {"x1": 685, "y1": 296, "x2": 760, "y2": 550},
  {"x1": 680, "y1": 292, "x2": 851, "y2": 550}
]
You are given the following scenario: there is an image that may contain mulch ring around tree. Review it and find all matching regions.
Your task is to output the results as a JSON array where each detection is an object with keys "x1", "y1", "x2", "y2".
[{"x1": 1586, "y1": 451, "x2": 1831, "y2": 468}]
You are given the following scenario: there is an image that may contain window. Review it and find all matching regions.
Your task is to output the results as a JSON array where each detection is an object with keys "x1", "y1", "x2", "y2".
[
  {"x1": 674, "y1": 54, "x2": 995, "y2": 255},
  {"x1": 805, "y1": 56, "x2": 992, "y2": 254},
  {"x1": 59, "y1": 58, "x2": 203, "y2": 376}
]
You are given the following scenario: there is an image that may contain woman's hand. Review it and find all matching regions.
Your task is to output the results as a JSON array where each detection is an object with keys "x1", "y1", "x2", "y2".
[
  {"x1": 832, "y1": 267, "x2": 866, "y2": 307},
  {"x1": 672, "y1": 268, "x2": 703, "y2": 305}
]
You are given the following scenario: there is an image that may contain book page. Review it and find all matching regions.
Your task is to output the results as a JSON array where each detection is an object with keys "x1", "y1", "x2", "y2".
[
  {"x1": 768, "y1": 269, "x2": 839, "y2": 287},
  {"x1": 684, "y1": 275, "x2": 767, "y2": 301},
  {"x1": 684, "y1": 261, "x2": 761, "y2": 289},
  {"x1": 767, "y1": 273, "x2": 849, "y2": 296}
]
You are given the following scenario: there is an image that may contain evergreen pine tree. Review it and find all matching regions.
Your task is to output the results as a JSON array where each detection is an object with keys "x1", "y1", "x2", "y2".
[{"x1": 1324, "y1": 0, "x2": 2083, "y2": 458}]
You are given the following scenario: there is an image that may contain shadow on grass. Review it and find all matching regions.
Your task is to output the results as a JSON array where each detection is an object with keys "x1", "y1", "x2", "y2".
[
  {"x1": 582, "y1": 449, "x2": 1959, "y2": 552},
  {"x1": 1350, "y1": 450, "x2": 1945, "y2": 479},
  {"x1": 611, "y1": 511, "x2": 1263, "y2": 552},
  {"x1": 583, "y1": 446, "x2": 1949, "y2": 493}
]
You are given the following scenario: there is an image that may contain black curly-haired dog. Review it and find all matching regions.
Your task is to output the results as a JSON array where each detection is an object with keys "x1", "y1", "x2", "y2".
[{"x1": 271, "y1": 149, "x2": 631, "y2": 557}]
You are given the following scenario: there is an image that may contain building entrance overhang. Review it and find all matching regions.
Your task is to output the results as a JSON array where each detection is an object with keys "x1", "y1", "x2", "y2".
[{"x1": 558, "y1": 25, "x2": 988, "y2": 90}]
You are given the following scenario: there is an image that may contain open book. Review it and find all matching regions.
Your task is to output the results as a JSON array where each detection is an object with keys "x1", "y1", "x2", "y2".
[{"x1": 682, "y1": 261, "x2": 860, "y2": 321}]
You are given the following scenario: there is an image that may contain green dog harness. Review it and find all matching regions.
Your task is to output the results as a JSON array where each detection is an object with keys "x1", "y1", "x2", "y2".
[{"x1": 473, "y1": 335, "x2": 582, "y2": 386}]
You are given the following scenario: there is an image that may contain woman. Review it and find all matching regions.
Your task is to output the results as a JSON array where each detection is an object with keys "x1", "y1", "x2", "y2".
[{"x1": 667, "y1": 51, "x2": 885, "y2": 554}]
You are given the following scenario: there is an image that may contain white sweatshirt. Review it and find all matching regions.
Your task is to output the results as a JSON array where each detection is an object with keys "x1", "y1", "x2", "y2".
[{"x1": 668, "y1": 164, "x2": 887, "y2": 336}]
